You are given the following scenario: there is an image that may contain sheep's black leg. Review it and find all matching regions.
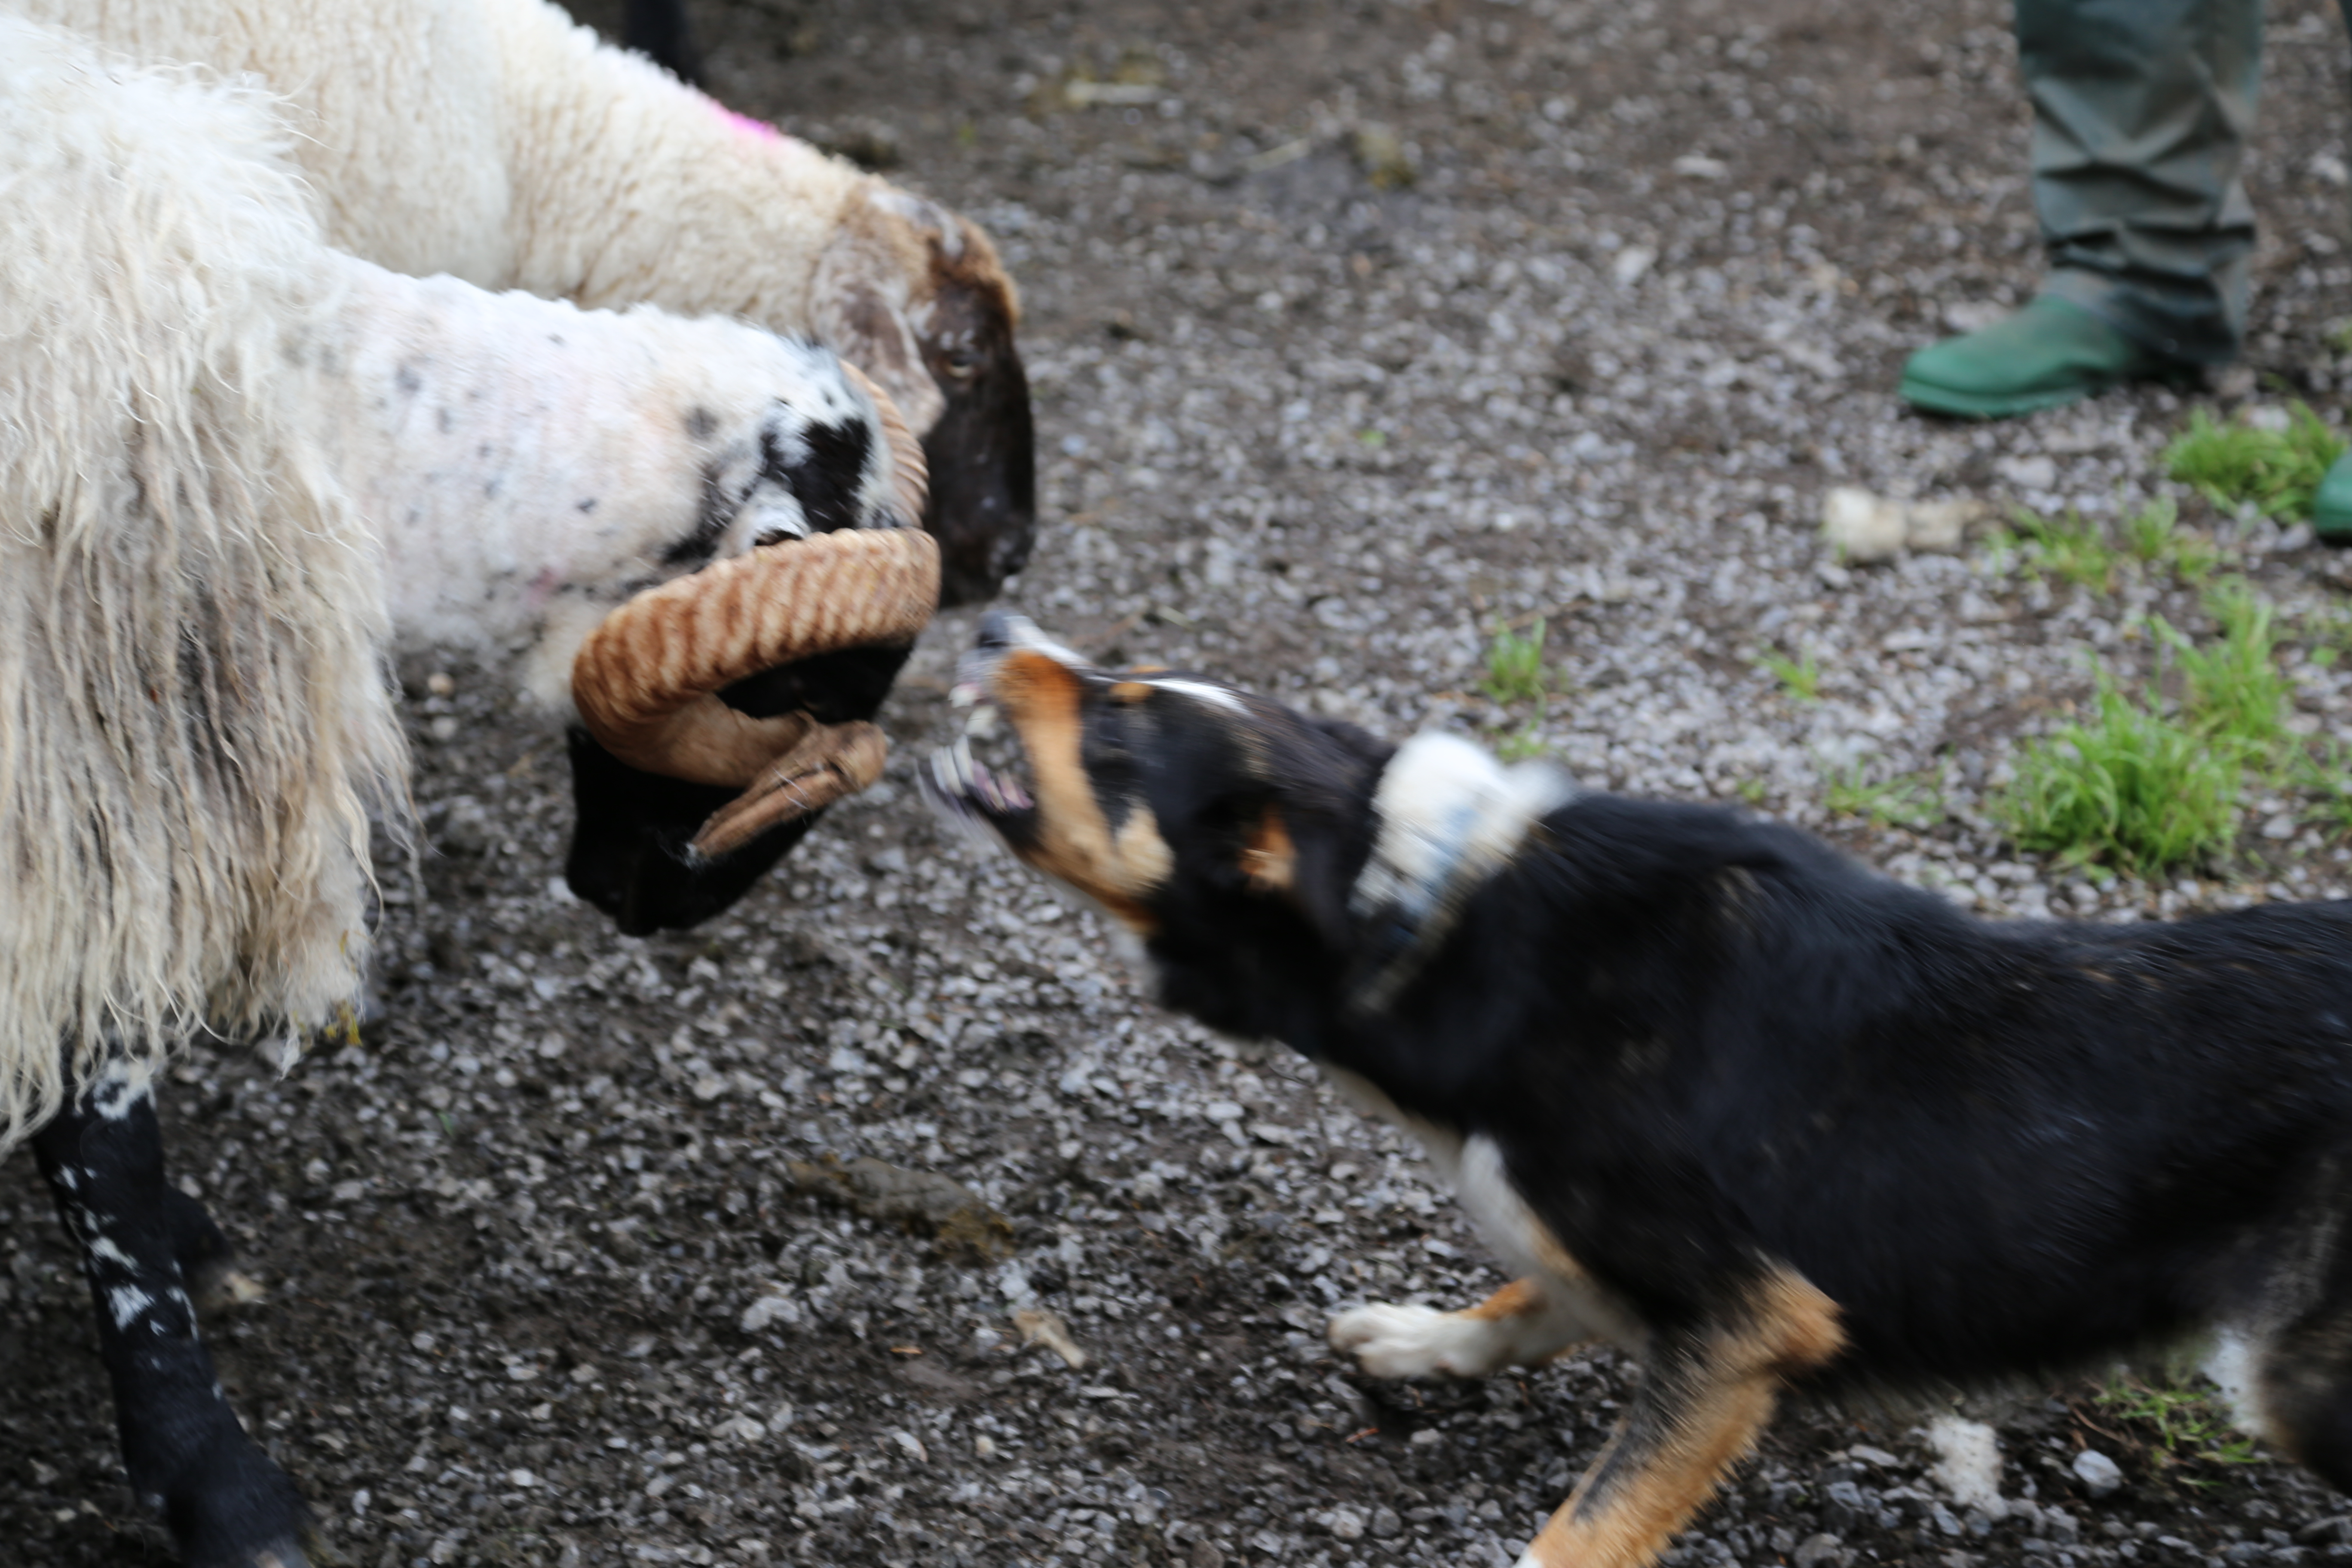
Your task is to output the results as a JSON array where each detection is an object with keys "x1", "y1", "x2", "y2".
[
  {"x1": 161, "y1": 1182, "x2": 268, "y2": 1311},
  {"x1": 622, "y1": 0, "x2": 705, "y2": 87},
  {"x1": 33, "y1": 1059, "x2": 313, "y2": 1568}
]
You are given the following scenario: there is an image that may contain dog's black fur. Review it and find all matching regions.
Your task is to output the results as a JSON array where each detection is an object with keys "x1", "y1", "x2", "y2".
[{"x1": 933, "y1": 613, "x2": 2352, "y2": 1567}]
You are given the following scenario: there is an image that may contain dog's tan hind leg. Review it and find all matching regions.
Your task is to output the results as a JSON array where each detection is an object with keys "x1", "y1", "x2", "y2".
[{"x1": 1518, "y1": 1268, "x2": 1845, "y2": 1568}]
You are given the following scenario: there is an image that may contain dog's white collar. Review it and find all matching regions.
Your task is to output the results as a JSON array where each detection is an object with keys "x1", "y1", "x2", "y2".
[{"x1": 1348, "y1": 731, "x2": 1577, "y2": 1011}]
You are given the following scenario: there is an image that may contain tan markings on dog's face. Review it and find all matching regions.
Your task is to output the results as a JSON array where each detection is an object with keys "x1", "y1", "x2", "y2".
[
  {"x1": 1116, "y1": 808, "x2": 1175, "y2": 888},
  {"x1": 1240, "y1": 805, "x2": 1296, "y2": 894},
  {"x1": 1520, "y1": 1266, "x2": 1843, "y2": 1568},
  {"x1": 1109, "y1": 681, "x2": 1154, "y2": 704},
  {"x1": 989, "y1": 648, "x2": 1169, "y2": 933}
]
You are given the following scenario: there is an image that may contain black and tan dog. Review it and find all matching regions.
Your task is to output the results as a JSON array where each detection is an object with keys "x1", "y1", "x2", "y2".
[{"x1": 925, "y1": 612, "x2": 2352, "y2": 1568}]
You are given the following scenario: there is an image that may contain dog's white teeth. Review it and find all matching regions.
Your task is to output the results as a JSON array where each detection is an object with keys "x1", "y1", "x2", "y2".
[
  {"x1": 931, "y1": 748, "x2": 979, "y2": 808},
  {"x1": 963, "y1": 702, "x2": 1001, "y2": 739},
  {"x1": 949, "y1": 681, "x2": 980, "y2": 710},
  {"x1": 1001, "y1": 775, "x2": 1033, "y2": 810},
  {"x1": 971, "y1": 760, "x2": 1005, "y2": 811}
]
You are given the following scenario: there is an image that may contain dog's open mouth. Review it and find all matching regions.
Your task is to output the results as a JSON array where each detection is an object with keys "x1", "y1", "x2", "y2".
[{"x1": 922, "y1": 673, "x2": 1037, "y2": 838}]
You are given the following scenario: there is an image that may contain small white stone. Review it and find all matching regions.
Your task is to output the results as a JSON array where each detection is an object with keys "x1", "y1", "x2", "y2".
[
  {"x1": 1995, "y1": 453, "x2": 2057, "y2": 491},
  {"x1": 1926, "y1": 1414, "x2": 2003, "y2": 1516},
  {"x1": 1821, "y1": 487, "x2": 1907, "y2": 564},
  {"x1": 2072, "y1": 1448, "x2": 2123, "y2": 1498},
  {"x1": 1905, "y1": 499, "x2": 1988, "y2": 554},
  {"x1": 739, "y1": 1291, "x2": 797, "y2": 1335}
]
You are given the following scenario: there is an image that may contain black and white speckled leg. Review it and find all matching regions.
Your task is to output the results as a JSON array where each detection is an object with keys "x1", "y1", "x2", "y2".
[
  {"x1": 161, "y1": 1182, "x2": 268, "y2": 1312},
  {"x1": 33, "y1": 1058, "x2": 313, "y2": 1568}
]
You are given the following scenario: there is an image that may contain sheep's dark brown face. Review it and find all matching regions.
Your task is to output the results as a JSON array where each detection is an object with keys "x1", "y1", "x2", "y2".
[{"x1": 918, "y1": 223, "x2": 1035, "y2": 607}]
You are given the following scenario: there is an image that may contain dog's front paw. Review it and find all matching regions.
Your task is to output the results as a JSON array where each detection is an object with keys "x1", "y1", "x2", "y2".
[{"x1": 1328, "y1": 1302, "x2": 1503, "y2": 1379}]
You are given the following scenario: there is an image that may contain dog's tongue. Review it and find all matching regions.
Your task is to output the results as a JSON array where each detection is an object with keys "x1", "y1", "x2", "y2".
[{"x1": 969, "y1": 759, "x2": 1032, "y2": 812}]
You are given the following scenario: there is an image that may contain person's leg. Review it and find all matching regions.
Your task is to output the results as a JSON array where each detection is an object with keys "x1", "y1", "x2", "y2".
[
  {"x1": 2027, "y1": 0, "x2": 2262, "y2": 364},
  {"x1": 2316, "y1": 0, "x2": 2352, "y2": 537},
  {"x1": 1902, "y1": 0, "x2": 2263, "y2": 418}
]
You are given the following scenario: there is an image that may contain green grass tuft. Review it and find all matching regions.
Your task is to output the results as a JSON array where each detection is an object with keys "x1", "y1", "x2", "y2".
[
  {"x1": 1492, "y1": 723, "x2": 1549, "y2": 763},
  {"x1": 2092, "y1": 1376, "x2": 2262, "y2": 1485},
  {"x1": 1995, "y1": 678, "x2": 2242, "y2": 874},
  {"x1": 1757, "y1": 646, "x2": 1822, "y2": 705},
  {"x1": 1478, "y1": 620, "x2": 1553, "y2": 760},
  {"x1": 2003, "y1": 500, "x2": 2223, "y2": 592},
  {"x1": 2164, "y1": 403, "x2": 2347, "y2": 521},
  {"x1": 2120, "y1": 497, "x2": 2220, "y2": 584},
  {"x1": 1480, "y1": 619, "x2": 1549, "y2": 707},
  {"x1": 1823, "y1": 763, "x2": 1945, "y2": 830},
  {"x1": 2011, "y1": 506, "x2": 2122, "y2": 592},
  {"x1": 2295, "y1": 742, "x2": 2352, "y2": 839},
  {"x1": 2166, "y1": 578, "x2": 2290, "y2": 763},
  {"x1": 1990, "y1": 573, "x2": 2319, "y2": 871}
]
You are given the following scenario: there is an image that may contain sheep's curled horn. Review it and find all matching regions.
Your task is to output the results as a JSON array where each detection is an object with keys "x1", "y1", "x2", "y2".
[
  {"x1": 570, "y1": 367, "x2": 938, "y2": 860},
  {"x1": 842, "y1": 360, "x2": 930, "y2": 530}
]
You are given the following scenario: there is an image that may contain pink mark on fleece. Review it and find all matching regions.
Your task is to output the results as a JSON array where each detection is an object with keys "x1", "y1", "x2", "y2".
[
  {"x1": 526, "y1": 564, "x2": 567, "y2": 613},
  {"x1": 709, "y1": 100, "x2": 783, "y2": 142}
]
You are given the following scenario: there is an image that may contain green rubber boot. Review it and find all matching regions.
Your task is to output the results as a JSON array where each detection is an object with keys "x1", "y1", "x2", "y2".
[
  {"x1": 2315, "y1": 453, "x2": 2352, "y2": 544},
  {"x1": 1899, "y1": 296, "x2": 2182, "y2": 420}
]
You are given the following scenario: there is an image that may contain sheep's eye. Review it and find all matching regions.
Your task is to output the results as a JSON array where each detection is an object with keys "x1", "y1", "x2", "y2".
[{"x1": 939, "y1": 349, "x2": 980, "y2": 379}]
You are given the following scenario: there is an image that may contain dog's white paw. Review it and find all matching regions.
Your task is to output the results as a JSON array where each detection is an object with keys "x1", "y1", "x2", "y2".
[{"x1": 1327, "y1": 1302, "x2": 1507, "y2": 1379}]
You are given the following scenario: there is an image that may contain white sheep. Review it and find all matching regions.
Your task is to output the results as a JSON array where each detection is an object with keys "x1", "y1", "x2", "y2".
[
  {"x1": 28, "y1": 0, "x2": 1038, "y2": 605},
  {"x1": 1, "y1": 21, "x2": 934, "y2": 1564},
  {"x1": 3, "y1": 24, "x2": 402, "y2": 1567},
  {"x1": 0, "y1": 20, "x2": 402, "y2": 1169}
]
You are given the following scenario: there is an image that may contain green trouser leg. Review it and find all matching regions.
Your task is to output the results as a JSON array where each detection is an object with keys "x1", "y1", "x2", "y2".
[
  {"x1": 2314, "y1": 0, "x2": 2352, "y2": 538},
  {"x1": 2021, "y1": 0, "x2": 2263, "y2": 366}
]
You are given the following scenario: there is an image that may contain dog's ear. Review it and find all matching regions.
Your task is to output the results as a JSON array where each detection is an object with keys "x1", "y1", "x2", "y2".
[
  {"x1": 1236, "y1": 801, "x2": 1354, "y2": 946},
  {"x1": 1238, "y1": 805, "x2": 1296, "y2": 895},
  {"x1": 1234, "y1": 718, "x2": 1386, "y2": 951}
]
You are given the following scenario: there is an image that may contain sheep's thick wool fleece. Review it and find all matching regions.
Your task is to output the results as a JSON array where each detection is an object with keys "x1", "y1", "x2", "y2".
[
  {"x1": 25, "y1": 0, "x2": 861, "y2": 332},
  {"x1": 0, "y1": 19, "x2": 404, "y2": 1153}
]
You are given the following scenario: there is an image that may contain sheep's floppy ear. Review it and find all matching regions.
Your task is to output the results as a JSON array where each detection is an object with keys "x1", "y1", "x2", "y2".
[{"x1": 811, "y1": 225, "x2": 944, "y2": 434}]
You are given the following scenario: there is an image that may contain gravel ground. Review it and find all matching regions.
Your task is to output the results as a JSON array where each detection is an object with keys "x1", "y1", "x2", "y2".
[{"x1": 7, "y1": 1, "x2": 2352, "y2": 1565}]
